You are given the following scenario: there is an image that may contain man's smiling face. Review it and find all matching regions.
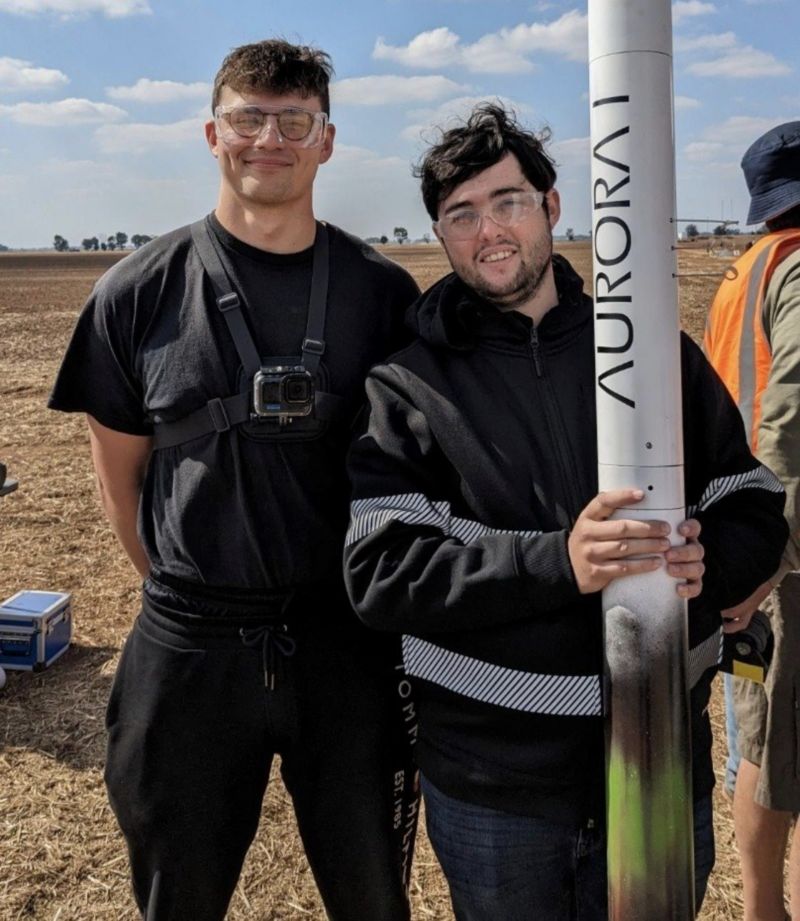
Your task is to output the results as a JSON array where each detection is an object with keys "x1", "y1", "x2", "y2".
[
  {"x1": 434, "y1": 152, "x2": 560, "y2": 313},
  {"x1": 205, "y1": 86, "x2": 334, "y2": 211}
]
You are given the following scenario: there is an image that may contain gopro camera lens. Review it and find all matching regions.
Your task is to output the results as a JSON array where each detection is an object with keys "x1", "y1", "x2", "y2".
[{"x1": 286, "y1": 377, "x2": 311, "y2": 403}]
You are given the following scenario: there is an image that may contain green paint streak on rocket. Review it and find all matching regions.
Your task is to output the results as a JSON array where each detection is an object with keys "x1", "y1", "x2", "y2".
[
  {"x1": 607, "y1": 740, "x2": 694, "y2": 917},
  {"x1": 607, "y1": 755, "x2": 647, "y2": 890}
]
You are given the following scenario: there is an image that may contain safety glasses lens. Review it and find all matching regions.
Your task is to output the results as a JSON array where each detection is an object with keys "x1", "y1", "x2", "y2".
[{"x1": 224, "y1": 107, "x2": 318, "y2": 142}]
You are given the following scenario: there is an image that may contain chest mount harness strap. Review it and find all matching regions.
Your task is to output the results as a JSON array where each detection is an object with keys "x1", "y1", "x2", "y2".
[{"x1": 152, "y1": 219, "x2": 341, "y2": 450}]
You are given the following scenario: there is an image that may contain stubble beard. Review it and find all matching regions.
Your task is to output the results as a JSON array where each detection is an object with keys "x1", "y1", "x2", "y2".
[
  {"x1": 239, "y1": 173, "x2": 294, "y2": 207},
  {"x1": 468, "y1": 232, "x2": 553, "y2": 313}
]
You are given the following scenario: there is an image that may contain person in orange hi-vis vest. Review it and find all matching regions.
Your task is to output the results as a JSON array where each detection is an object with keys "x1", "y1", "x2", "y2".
[{"x1": 705, "y1": 121, "x2": 800, "y2": 921}]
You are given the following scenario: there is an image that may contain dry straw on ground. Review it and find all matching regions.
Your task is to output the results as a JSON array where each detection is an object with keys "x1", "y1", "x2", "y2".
[{"x1": 1, "y1": 242, "x2": 750, "y2": 919}]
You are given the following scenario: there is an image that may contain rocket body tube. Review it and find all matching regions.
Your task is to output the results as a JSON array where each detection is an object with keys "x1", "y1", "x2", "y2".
[{"x1": 589, "y1": 1, "x2": 694, "y2": 918}]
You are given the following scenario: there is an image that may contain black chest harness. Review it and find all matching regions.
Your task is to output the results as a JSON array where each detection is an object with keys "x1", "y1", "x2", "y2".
[{"x1": 152, "y1": 220, "x2": 341, "y2": 450}]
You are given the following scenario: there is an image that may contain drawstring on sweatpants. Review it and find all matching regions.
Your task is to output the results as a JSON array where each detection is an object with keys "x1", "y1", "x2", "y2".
[{"x1": 240, "y1": 624, "x2": 297, "y2": 690}]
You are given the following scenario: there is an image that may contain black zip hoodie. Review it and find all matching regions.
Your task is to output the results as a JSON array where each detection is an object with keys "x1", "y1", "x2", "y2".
[{"x1": 345, "y1": 254, "x2": 787, "y2": 823}]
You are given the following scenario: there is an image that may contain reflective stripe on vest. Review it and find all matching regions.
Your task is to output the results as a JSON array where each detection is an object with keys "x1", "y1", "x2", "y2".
[{"x1": 704, "y1": 231, "x2": 800, "y2": 451}]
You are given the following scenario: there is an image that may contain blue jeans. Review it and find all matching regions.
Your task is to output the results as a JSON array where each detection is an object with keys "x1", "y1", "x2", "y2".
[
  {"x1": 422, "y1": 776, "x2": 715, "y2": 921},
  {"x1": 723, "y1": 671, "x2": 741, "y2": 795}
]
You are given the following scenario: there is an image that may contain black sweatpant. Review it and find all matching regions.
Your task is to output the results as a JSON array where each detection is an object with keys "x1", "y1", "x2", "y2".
[{"x1": 104, "y1": 582, "x2": 419, "y2": 921}]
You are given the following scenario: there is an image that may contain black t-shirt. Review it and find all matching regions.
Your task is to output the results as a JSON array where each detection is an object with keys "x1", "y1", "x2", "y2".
[{"x1": 49, "y1": 215, "x2": 419, "y2": 595}]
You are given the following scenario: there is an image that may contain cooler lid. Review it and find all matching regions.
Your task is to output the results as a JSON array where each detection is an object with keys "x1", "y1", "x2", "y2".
[{"x1": 0, "y1": 590, "x2": 70, "y2": 615}]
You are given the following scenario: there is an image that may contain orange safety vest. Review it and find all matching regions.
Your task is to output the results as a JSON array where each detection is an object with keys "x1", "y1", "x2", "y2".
[{"x1": 704, "y1": 230, "x2": 800, "y2": 452}]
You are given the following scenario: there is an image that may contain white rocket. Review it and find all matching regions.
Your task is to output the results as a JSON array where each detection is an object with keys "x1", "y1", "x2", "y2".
[{"x1": 589, "y1": 0, "x2": 694, "y2": 918}]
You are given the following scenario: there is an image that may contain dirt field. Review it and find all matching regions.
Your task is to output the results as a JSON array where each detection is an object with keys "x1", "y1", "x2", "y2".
[{"x1": 0, "y1": 241, "x2": 751, "y2": 920}]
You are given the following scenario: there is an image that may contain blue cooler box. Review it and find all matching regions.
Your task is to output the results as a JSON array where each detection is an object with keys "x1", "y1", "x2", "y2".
[{"x1": 0, "y1": 590, "x2": 72, "y2": 671}]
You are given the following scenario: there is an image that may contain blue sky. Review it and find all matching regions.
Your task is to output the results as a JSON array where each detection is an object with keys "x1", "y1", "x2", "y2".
[{"x1": 0, "y1": 0, "x2": 797, "y2": 249}]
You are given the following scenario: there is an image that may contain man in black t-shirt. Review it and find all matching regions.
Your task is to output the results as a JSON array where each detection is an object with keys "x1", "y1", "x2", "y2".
[{"x1": 49, "y1": 40, "x2": 420, "y2": 921}]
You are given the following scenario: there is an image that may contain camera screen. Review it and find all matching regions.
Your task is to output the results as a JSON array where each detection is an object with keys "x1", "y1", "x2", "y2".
[{"x1": 261, "y1": 379, "x2": 283, "y2": 406}]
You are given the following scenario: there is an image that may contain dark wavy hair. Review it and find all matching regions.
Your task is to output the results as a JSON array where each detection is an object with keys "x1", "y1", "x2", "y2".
[
  {"x1": 414, "y1": 103, "x2": 557, "y2": 220},
  {"x1": 212, "y1": 39, "x2": 334, "y2": 115}
]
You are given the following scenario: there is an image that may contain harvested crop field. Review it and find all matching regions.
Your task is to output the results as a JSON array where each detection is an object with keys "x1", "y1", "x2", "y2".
[{"x1": 1, "y1": 240, "x2": 754, "y2": 919}]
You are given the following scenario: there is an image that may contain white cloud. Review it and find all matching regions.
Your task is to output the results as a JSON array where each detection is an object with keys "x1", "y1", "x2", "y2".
[
  {"x1": 676, "y1": 29, "x2": 791, "y2": 79},
  {"x1": 373, "y1": 9, "x2": 587, "y2": 74},
  {"x1": 95, "y1": 115, "x2": 205, "y2": 154},
  {"x1": 333, "y1": 75, "x2": 470, "y2": 106},
  {"x1": 684, "y1": 113, "x2": 800, "y2": 164},
  {"x1": 687, "y1": 45, "x2": 791, "y2": 78},
  {"x1": 106, "y1": 78, "x2": 210, "y2": 103},
  {"x1": 0, "y1": 0, "x2": 150, "y2": 16},
  {"x1": 700, "y1": 114, "x2": 800, "y2": 145},
  {"x1": 675, "y1": 95, "x2": 701, "y2": 109},
  {"x1": 0, "y1": 98, "x2": 126, "y2": 125},
  {"x1": 0, "y1": 57, "x2": 69, "y2": 92},
  {"x1": 674, "y1": 31, "x2": 737, "y2": 53},
  {"x1": 507, "y1": 10, "x2": 588, "y2": 63},
  {"x1": 672, "y1": 1, "x2": 715, "y2": 24},
  {"x1": 684, "y1": 140, "x2": 723, "y2": 161},
  {"x1": 400, "y1": 95, "x2": 534, "y2": 143},
  {"x1": 374, "y1": 27, "x2": 462, "y2": 70},
  {"x1": 463, "y1": 32, "x2": 536, "y2": 74}
]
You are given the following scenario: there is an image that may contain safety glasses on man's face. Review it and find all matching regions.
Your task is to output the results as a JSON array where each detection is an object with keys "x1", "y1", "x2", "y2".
[
  {"x1": 435, "y1": 191, "x2": 546, "y2": 241},
  {"x1": 214, "y1": 105, "x2": 328, "y2": 148}
]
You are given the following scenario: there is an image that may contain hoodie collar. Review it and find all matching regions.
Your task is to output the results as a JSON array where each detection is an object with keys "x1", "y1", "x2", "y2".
[{"x1": 407, "y1": 253, "x2": 590, "y2": 350}]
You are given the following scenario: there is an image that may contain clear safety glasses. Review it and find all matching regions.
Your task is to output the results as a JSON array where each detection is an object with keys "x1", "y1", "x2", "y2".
[
  {"x1": 436, "y1": 190, "x2": 546, "y2": 241},
  {"x1": 214, "y1": 105, "x2": 328, "y2": 148}
]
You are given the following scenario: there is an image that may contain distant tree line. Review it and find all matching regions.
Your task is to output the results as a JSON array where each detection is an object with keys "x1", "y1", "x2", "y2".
[
  {"x1": 53, "y1": 232, "x2": 155, "y2": 253},
  {"x1": 684, "y1": 223, "x2": 769, "y2": 240},
  {"x1": 364, "y1": 229, "x2": 436, "y2": 246}
]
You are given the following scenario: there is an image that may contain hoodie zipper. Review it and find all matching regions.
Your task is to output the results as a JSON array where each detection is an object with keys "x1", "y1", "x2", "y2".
[
  {"x1": 529, "y1": 325, "x2": 544, "y2": 377},
  {"x1": 529, "y1": 326, "x2": 583, "y2": 522}
]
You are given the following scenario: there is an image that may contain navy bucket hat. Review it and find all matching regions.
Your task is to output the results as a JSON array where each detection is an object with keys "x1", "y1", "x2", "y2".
[{"x1": 742, "y1": 121, "x2": 800, "y2": 225}]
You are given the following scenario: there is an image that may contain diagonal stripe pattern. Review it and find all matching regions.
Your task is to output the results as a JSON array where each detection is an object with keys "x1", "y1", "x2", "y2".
[
  {"x1": 687, "y1": 465, "x2": 784, "y2": 518},
  {"x1": 687, "y1": 628, "x2": 724, "y2": 688},
  {"x1": 401, "y1": 634, "x2": 603, "y2": 716},
  {"x1": 346, "y1": 493, "x2": 542, "y2": 547},
  {"x1": 402, "y1": 629, "x2": 722, "y2": 717}
]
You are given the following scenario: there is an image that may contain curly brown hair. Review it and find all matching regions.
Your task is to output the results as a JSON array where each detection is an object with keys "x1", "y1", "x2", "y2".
[
  {"x1": 212, "y1": 39, "x2": 334, "y2": 115},
  {"x1": 414, "y1": 103, "x2": 557, "y2": 220}
]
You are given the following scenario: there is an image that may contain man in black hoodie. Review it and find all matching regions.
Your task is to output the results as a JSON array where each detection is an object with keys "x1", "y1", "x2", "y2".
[{"x1": 344, "y1": 103, "x2": 788, "y2": 921}]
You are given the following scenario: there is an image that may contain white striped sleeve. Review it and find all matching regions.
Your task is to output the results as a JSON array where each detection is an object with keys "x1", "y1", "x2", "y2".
[
  {"x1": 687, "y1": 464, "x2": 784, "y2": 518},
  {"x1": 346, "y1": 492, "x2": 542, "y2": 548}
]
